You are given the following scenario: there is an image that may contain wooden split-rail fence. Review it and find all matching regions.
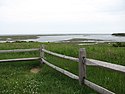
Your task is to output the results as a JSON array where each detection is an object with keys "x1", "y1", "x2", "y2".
[{"x1": 0, "y1": 45, "x2": 125, "y2": 94}]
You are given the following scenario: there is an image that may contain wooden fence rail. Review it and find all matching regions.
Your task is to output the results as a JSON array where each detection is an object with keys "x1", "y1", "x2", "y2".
[
  {"x1": 40, "y1": 45, "x2": 125, "y2": 94},
  {"x1": 42, "y1": 48, "x2": 125, "y2": 73},
  {"x1": 42, "y1": 49, "x2": 78, "y2": 62},
  {"x1": 42, "y1": 58, "x2": 79, "y2": 80},
  {"x1": 0, "y1": 48, "x2": 39, "y2": 53},
  {"x1": 0, "y1": 48, "x2": 40, "y2": 63},
  {"x1": 84, "y1": 80, "x2": 114, "y2": 94},
  {"x1": 0, "y1": 57, "x2": 40, "y2": 63},
  {"x1": 42, "y1": 58, "x2": 114, "y2": 94},
  {"x1": 0, "y1": 46, "x2": 125, "y2": 94},
  {"x1": 42, "y1": 49, "x2": 97, "y2": 66},
  {"x1": 87, "y1": 59, "x2": 125, "y2": 73}
]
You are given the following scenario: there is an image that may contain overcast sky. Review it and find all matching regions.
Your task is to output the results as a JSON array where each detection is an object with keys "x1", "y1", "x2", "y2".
[{"x1": 0, "y1": 0, "x2": 125, "y2": 34}]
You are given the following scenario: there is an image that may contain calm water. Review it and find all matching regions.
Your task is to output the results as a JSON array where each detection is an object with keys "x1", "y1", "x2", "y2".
[
  {"x1": 26, "y1": 34, "x2": 125, "y2": 42},
  {"x1": 1, "y1": 34, "x2": 125, "y2": 42}
]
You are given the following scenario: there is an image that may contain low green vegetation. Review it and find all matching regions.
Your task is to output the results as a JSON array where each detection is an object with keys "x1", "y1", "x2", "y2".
[
  {"x1": 0, "y1": 35, "x2": 38, "y2": 41},
  {"x1": 112, "y1": 42, "x2": 125, "y2": 47},
  {"x1": 63, "y1": 38, "x2": 104, "y2": 42},
  {"x1": 112, "y1": 33, "x2": 125, "y2": 36},
  {"x1": 0, "y1": 42, "x2": 125, "y2": 94}
]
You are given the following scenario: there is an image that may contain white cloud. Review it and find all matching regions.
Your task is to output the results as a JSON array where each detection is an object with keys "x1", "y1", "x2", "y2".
[
  {"x1": 0, "y1": 0, "x2": 125, "y2": 34},
  {"x1": 0, "y1": 0, "x2": 124, "y2": 22}
]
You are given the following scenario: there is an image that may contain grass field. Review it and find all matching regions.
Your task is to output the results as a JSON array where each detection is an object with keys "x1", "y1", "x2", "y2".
[{"x1": 0, "y1": 42, "x2": 125, "y2": 94}]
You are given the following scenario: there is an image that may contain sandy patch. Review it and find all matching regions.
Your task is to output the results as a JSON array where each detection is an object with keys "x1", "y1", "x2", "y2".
[{"x1": 30, "y1": 67, "x2": 41, "y2": 73}]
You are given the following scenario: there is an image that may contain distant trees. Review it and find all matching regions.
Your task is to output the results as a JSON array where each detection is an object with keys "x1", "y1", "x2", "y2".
[{"x1": 112, "y1": 33, "x2": 125, "y2": 36}]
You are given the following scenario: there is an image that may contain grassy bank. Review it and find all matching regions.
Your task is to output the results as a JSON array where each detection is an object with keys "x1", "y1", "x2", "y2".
[
  {"x1": 63, "y1": 38, "x2": 104, "y2": 42},
  {"x1": 0, "y1": 35, "x2": 38, "y2": 41},
  {"x1": 0, "y1": 42, "x2": 125, "y2": 94}
]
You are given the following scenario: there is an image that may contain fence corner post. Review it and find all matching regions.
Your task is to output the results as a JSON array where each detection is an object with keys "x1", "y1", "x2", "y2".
[
  {"x1": 79, "y1": 48, "x2": 86, "y2": 85},
  {"x1": 40, "y1": 44, "x2": 45, "y2": 64}
]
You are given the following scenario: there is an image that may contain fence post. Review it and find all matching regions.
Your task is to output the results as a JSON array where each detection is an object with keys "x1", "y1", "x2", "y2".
[
  {"x1": 79, "y1": 48, "x2": 86, "y2": 85},
  {"x1": 40, "y1": 45, "x2": 45, "y2": 64}
]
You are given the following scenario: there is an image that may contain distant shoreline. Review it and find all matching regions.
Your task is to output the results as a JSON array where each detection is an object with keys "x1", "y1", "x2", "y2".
[
  {"x1": 1, "y1": 34, "x2": 125, "y2": 42},
  {"x1": 112, "y1": 33, "x2": 125, "y2": 36},
  {"x1": 0, "y1": 34, "x2": 110, "y2": 41}
]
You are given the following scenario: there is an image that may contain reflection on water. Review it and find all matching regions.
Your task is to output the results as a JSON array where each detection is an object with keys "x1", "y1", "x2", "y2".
[
  {"x1": 36, "y1": 34, "x2": 125, "y2": 42},
  {"x1": 83, "y1": 34, "x2": 125, "y2": 42}
]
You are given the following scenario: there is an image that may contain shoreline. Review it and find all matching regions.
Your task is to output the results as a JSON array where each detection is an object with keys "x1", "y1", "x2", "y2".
[{"x1": 1, "y1": 34, "x2": 125, "y2": 42}]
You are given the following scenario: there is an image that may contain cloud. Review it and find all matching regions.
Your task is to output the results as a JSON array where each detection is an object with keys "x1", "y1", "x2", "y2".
[
  {"x1": 0, "y1": 0, "x2": 125, "y2": 34},
  {"x1": 0, "y1": 0, "x2": 124, "y2": 22}
]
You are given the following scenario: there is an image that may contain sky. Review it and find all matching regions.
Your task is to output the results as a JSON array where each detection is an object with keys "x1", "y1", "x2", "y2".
[{"x1": 0, "y1": 0, "x2": 125, "y2": 34}]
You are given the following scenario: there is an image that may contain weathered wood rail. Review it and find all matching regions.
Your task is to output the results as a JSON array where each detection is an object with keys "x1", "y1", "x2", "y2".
[
  {"x1": 0, "y1": 46, "x2": 125, "y2": 94},
  {"x1": 87, "y1": 59, "x2": 125, "y2": 73},
  {"x1": 42, "y1": 48, "x2": 125, "y2": 73},
  {"x1": 0, "y1": 48, "x2": 39, "y2": 53},
  {"x1": 0, "y1": 48, "x2": 40, "y2": 63},
  {"x1": 40, "y1": 45, "x2": 125, "y2": 94},
  {"x1": 0, "y1": 57, "x2": 40, "y2": 63}
]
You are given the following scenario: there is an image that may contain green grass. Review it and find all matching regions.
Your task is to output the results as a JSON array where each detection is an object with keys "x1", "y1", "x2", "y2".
[
  {"x1": 0, "y1": 35, "x2": 38, "y2": 41},
  {"x1": 0, "y1": 61, "x2": 96, "y2": 94},
  {"x1": 63, "y1": 38, "x2": 103, "y2": 42},
  {"x1": 112, "y1": 42, "x2": 125, "y2": 47},
  {"x1": 0, "y1": 42, "x2": 125, "y2": 94}
]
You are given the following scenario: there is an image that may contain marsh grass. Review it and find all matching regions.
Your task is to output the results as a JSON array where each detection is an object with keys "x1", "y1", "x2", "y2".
[
  {"x1": 0, "y1": 42, "x2": 125, "y2": 94},
  {"x1": 0, "y1": 35, "x2": 38, "y2": 41}
]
